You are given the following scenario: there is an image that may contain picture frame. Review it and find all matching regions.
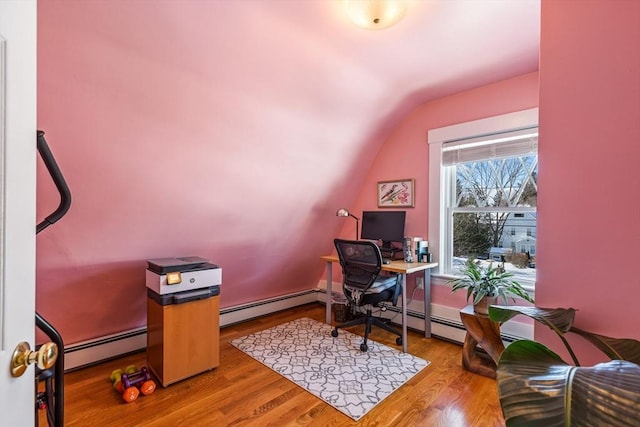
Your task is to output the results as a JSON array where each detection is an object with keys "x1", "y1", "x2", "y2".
[{"x1": 377, "y1": 179, "x2": 414, "y2": 208}]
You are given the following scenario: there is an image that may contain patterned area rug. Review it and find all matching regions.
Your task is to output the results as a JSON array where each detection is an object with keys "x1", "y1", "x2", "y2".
[{"x1": 230, "y1": 317, "x2": 430, "y2": 421}]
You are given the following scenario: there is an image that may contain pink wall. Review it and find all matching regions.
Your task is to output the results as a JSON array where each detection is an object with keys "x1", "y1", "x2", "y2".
[
  {"x1": 535, "y1": 0, "x2": 640, "y2": 364},
  {"x1": 36, "y1": 1, "x2": 374, "y2": 344},
  {"x1": 338, "y1": 72, "x2": 540, "y2": 309}
]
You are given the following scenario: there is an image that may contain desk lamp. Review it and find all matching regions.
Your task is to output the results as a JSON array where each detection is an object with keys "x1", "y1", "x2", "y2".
[{"x1": 336, "y1": 208, "x2": 360, "y2": 240}]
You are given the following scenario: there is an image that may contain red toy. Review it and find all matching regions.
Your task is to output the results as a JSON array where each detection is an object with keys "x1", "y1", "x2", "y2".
[{"x1": 110, "y1": 365, "x2": 156, "y2": 403}]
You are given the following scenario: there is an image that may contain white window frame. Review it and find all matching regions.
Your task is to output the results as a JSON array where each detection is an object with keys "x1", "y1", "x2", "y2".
[{"x1": 428, "y1": 108, "x2": 539, "y2": 290}]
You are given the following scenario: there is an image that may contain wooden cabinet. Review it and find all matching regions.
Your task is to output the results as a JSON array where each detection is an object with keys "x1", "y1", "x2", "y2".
[{"x1": 147, "y1": 294, "x2": 220, "y2": 386}]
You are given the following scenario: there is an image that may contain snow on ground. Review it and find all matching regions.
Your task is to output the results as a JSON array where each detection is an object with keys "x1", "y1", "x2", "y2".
[{"x1": 452, "y1": 257, "x2": 536, "y2": 282}]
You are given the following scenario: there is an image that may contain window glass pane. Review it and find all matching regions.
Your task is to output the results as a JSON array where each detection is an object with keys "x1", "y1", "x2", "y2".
[
  {"x1": 455, "y1": 155, "x2": 537, "y2": 208},
  {"x1": 448, "y1": 153, "x2": 537, "y2": 283},
  {"x1": 451, "y1": 211, "x2": 536, "y2": 281}
]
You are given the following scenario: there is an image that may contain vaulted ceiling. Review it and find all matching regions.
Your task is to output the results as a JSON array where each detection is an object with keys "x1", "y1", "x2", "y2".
[{"x1": 36, "y1": 0, "x2": 541, "y2": 342}]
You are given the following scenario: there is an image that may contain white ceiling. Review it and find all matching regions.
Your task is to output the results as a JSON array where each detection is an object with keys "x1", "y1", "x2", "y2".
[
  {"x1": 188, "y1": 0, "x2": 542, "y2": 155},
  {"x1": 80, "y1": 0, "x2": 540, "y2": 147},
  {"x1": 267, "y1": 0, "x2": 541, "y2": 107}
]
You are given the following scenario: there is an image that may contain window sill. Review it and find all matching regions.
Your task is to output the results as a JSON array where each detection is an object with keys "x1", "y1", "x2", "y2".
[{"x1": 431, "y1": 273, "x2": 536, "y2": 299}]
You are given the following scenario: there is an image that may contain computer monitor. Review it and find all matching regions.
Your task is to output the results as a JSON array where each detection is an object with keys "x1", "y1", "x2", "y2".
[{"x1": 360, "y1": 211, "x2": 406, "y2": 250}]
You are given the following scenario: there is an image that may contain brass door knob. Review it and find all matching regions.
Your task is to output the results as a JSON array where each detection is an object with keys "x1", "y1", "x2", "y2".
[{"x1": 10, "y1": 341, "x2": 58, "y2": 377}]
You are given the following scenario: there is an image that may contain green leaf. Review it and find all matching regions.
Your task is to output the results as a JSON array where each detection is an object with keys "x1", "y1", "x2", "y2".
[
  {"x1": 497, "y1": 341, "x2": 569, "y2": 426},
  {"x1": 488, "y1": 306, "x2": 576, "y2": 335},
  {"x1": 570, "y1": 327, "x2": 640, "y2": 365},
  {"x1": 497, "y1": 340, "x2": 640, "y2": 427},
  {"x1": 569, "y1": 360, "x2": 640, "y2": 426},
  {"x1": 488, "y1": 306, "x2": 640, "y2": 365},
  {"x1": 447, "y1": 259, "x2": 534, "y2": 304},
  {"x1": 489, "y1": 306, "x2": 581, "y2": 365}
]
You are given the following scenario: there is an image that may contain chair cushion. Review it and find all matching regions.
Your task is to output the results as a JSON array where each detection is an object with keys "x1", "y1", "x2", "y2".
[
  {"x1": 364, "y1": 276, "x2": 398, "y2": 294},
  {"x1": 345, "y1": 275, "x2": 396, "y2": 295}
]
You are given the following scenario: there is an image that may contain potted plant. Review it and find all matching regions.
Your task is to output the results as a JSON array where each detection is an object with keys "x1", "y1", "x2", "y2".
[
  {"x1": 448, "y1": 258, "x2": 534, "y2": 315},
  {"x1": 488, "y1": 305, "x2": 640, "y2": 426}
]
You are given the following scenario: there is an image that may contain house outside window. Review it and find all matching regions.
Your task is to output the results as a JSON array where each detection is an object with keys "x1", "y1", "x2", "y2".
[{"x1": 428, "y1": 108, "x2": 539, "y2": 289}]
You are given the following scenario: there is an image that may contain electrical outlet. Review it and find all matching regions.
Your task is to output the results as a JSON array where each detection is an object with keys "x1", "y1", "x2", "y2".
[{"x1": 416, "y1": 277, "x2": 424, "y2": 289}]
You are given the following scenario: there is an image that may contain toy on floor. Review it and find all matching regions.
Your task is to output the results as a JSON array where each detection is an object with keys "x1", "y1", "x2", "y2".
[{"x1": 110, "y1": 365, "x2": 156, "y2": 403}]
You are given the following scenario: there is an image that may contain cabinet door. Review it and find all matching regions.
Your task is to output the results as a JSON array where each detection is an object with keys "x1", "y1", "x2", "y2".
[{"x1": 147, "y1": 296, "x2": 220, "y2": 386}]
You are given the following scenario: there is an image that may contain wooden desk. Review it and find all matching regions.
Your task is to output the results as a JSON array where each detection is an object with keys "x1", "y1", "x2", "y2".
[
  {"x1": 321, "y1": 255, "x2": 437, "y2": 353},
  {"x1": 459, "y1": 305, "x2": 505, "y2": 379}
]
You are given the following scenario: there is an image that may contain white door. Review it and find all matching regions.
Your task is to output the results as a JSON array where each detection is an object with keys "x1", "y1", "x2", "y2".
[{"x1": 0, "y1": 0, "x2": 38, "y2": 424}]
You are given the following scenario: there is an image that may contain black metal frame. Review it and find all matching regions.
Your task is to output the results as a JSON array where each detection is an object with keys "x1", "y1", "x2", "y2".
[{"x1": 35, "y1": 130, "x2": 71, "y2": 427}]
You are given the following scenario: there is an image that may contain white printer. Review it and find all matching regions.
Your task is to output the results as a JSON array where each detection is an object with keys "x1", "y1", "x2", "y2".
[{"x1": 146, "y1": 256, "x2": 222, "y2": 297}]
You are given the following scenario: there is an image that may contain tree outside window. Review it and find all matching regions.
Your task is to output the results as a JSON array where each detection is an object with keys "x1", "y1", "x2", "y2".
[{"x1": 443, "y1": 131, "x2": 538, "y2": 283}]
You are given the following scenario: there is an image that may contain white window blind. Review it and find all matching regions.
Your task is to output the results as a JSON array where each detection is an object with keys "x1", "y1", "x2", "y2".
[{"x1": 442, "y1": 127, "x2": 538, "y2": 166}]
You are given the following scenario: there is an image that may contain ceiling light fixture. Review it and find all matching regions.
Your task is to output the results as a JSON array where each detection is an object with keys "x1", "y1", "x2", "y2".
[{"x1": 345, "y1": 0, "x2": 408, "y2": 30}]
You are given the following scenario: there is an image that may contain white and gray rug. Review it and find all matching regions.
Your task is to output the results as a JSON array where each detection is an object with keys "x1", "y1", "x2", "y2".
[{"x1": 230, "y1": 317, "x2": 430, "y2": 421}]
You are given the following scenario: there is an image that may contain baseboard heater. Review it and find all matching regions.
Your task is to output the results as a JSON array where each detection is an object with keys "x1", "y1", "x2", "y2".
[
  {"x1": 62, "y1": 288, "x2": 531, "y2": 371},
  {"x1": 62, "y1": 289, "x2": 319, "y2": 371}
]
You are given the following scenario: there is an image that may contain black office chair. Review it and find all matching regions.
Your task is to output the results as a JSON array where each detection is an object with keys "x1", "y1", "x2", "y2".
[{"x1": 331, "y1": 238, "x2": 403, "y2": 352}]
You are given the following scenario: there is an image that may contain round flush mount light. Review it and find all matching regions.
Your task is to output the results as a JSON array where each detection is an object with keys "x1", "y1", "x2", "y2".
[{"x1": 345, "y1": 0, "x2": 408, "y2": 30}]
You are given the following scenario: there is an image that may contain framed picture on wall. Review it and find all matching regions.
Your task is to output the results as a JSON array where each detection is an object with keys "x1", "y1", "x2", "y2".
[{"x1": 377, "y1": 179, "x2": 414, "y2": 208}]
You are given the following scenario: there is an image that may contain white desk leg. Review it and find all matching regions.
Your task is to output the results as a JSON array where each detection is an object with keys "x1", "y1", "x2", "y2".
[
  {"x1": 325, "y1": 261, "x2": 332, "y2": 325},
  {"x1": 424, "y1": 270, "x2": 431, "y2": 338},
  {"x1": 401, "y1": 273, "x2": 408, "y2": 353}
]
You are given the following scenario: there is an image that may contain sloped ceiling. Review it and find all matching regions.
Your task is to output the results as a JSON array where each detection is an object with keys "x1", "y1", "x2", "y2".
[{"x1": 36, "y1": 0, "x2": 540, "y2": 343}]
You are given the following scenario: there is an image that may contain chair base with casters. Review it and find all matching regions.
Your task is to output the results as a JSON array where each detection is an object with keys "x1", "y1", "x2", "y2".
[{"x1": 331, "y1": 303, "x2": 402, "y2": 352}]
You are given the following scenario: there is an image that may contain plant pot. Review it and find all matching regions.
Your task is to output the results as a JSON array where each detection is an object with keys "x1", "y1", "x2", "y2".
[{"x1": 474, "y1": 296, "x2": 498, "y2": 316}]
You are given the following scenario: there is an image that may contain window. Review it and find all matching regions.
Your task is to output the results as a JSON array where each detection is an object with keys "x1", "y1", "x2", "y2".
[{"x1": 428, "y1": 108, "x2": 538, "y2": 287}]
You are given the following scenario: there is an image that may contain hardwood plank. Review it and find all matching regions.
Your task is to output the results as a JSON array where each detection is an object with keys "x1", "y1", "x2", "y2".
[{"x1": 43, "y1": 303, "x2": 505, "y2": 426}]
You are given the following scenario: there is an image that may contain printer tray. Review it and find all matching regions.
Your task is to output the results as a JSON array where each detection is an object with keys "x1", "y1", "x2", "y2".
[
  {"x1": 147, "y1": 285, "x2": 220, "y2": 306},
  {"x1": 147, "y1": 256, "x2": 212, "y2": 274}
]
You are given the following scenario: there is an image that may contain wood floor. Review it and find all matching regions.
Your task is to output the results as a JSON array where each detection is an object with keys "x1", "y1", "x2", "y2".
[{"x1": 44, "y1": 303, "x2": 505, "y2": 426}]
